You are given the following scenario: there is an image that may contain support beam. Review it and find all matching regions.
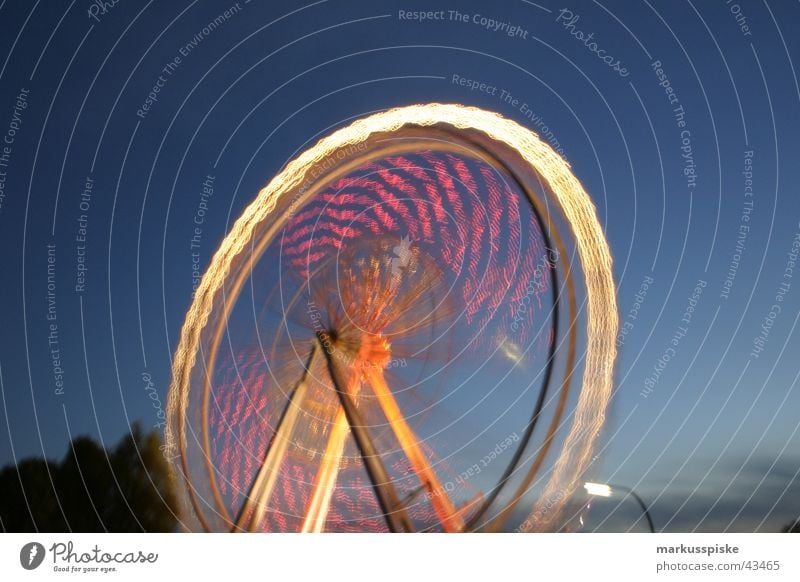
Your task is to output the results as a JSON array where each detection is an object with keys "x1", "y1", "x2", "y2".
[
  {"x1": 301, "y1": 408, "x2": 349, "y2": 533},
  {"x1": 318, "y1": 333, "x2": 414, "y2": 533},
  {"x1": 365, "y1": 368, "x2": 464, "y2": 532},
  {"x1": 234, "y1": 344, "x2": 318, "y2": 532}
]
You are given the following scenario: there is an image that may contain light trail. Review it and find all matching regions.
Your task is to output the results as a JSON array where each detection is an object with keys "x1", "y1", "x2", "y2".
[
  {"x1": 365, "y1": 366, "x2": 464, "y2": 532},
  {"x1": 301, "y1": 407, "x2": 349, "y2": 533}
]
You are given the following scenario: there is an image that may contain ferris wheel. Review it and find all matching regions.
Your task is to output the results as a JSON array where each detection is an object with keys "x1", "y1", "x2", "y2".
[{"x1": 166, "y1": 104, "x2": 617, "y2": 533}]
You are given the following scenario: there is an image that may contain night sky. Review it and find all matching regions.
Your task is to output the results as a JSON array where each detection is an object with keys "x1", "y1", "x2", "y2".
[{"x1": 1, "y1": 0, "x2": 799, "y2": 532}]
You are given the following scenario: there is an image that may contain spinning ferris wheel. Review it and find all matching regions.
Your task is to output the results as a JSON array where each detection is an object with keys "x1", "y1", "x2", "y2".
[{"x1": 166, "y1": 104, "x2": 617, "y2": 533}]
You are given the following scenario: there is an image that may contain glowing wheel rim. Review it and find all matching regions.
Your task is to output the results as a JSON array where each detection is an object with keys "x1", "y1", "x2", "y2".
[{"x1": 166, "y1": 103, "x2": 618, "y2": 532}]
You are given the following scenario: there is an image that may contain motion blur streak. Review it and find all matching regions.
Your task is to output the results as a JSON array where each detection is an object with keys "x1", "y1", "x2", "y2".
[
  {"x1": 301, "y1": 408, "x2": 349, "y2": 533},
  {"x1": 167, "y1": 103, "x2": 617, "y2": 531},
  {"x1": 366, "y1": 367, "x2": 464, "y2": 532}
]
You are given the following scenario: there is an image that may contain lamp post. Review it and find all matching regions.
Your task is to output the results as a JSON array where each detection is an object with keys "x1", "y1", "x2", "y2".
[{"x1": 584, "y1": 482, "x2": 656, "y2": 533}]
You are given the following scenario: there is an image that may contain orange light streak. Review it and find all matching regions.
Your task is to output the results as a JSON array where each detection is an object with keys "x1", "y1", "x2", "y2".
[{"x1": 365, "y1": 367, "x2": 464, "y2": 532}]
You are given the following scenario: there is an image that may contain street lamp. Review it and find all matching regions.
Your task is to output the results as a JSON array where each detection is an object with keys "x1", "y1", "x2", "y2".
[{"x1": 584, "y1": 482, "x2": 656, "y2": 532}]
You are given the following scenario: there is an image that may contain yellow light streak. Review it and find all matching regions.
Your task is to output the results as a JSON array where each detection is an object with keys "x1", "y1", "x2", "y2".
[{"x1": 301, "y1": 408, "x2": 349, "y2": 533}]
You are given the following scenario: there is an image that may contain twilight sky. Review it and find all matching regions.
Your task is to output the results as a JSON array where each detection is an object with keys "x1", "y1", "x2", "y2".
[{"x1": 0, "y1": 0, "x2": 799, "y2": 532}]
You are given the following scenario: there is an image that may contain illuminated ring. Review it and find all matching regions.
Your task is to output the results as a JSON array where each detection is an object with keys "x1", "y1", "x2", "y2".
[{"x1": 166, "y1": 103, "x2": 618, "y2": 531}]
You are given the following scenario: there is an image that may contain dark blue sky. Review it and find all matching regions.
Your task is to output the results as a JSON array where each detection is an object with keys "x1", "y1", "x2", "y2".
[{"x1": 0, "y1": 0, "x2": 799, "y2": 531}]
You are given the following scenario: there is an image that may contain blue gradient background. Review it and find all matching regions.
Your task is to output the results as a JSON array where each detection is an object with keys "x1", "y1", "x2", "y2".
[{"x1": 0, "y1": 0, "x2": 798, "y2": 531}]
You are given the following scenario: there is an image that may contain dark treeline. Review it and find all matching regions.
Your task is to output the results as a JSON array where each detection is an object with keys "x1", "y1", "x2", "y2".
[{"x1": 0, "y1": 423, "x2": 178, "y2": 532}]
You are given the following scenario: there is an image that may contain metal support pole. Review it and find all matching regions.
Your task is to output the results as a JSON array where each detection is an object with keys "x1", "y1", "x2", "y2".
[
  {"x1": 234, "y1": 344, "x2": 318, "y2": 532},
  {"x1": 317, "y1": 332, "x2": 414, "y2": 533}
]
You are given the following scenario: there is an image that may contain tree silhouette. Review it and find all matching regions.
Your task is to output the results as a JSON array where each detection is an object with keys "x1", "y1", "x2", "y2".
[{"x1": 0, "y1": 423, "x2": 178, "y2": 532}]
